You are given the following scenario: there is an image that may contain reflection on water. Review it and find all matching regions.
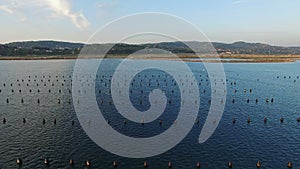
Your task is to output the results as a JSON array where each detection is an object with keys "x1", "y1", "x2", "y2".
[{"x1": 0, "y1": 59, "x2": 300, "y2": 169}]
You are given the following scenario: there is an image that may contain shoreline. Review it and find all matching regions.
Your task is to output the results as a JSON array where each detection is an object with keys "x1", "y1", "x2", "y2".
[{"x1": 0, "y1": 54, "x2": 299, "y2": 63}]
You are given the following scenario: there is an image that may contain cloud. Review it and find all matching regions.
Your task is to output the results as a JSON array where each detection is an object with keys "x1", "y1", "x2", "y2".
[
  {"x1": 0, "y1": 5, "x2": 13, "y2": 14},
  {"x1": 18, "y1": 15, "x2": 27, "y2": 23},
  {"x1": 232, "y1": 0, "x2": 249, "y2": 5},
  {"x1": 95, "y1": 0, "x2": 119, "y2": 18},
  {"x1": 42, "y1": 0, "x2": 89, "y2": 30},
  {"x1": 0, "y1": 0, "x2": 90, "y2": 30}
]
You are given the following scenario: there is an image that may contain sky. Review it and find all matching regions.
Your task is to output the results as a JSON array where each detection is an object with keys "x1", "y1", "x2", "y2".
[{"x1": 0, "y1": 0, "x2": 300, "y2": 46}]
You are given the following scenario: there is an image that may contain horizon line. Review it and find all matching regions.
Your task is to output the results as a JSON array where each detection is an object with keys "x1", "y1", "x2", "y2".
[{"x1": 1, "y1": 39, "x2": 300, "y2": 48}]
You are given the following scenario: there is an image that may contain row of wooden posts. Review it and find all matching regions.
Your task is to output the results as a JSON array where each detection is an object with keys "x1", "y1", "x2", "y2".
[
  {"x1": 2, "y1": 117, "x2": 300, "y2": 125},
  {"x1": 14, "y1": 158, "x2": 294, "y2": 168}
]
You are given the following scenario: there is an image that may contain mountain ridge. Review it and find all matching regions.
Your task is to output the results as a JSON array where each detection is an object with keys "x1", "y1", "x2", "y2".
[{"x1": 1, "y1": 40, "x2": 300, "y2": 57}]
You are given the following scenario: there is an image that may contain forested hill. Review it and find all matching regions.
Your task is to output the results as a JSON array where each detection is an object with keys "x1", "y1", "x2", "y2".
[{"x1": 1, "y1": 40, "x2": 300, "y2": 57}]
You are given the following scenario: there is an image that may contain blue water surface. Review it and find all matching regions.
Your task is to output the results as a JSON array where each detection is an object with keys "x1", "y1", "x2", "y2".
[{"x1": 0, "y1": 59, "x2": 299, "y2": 169}]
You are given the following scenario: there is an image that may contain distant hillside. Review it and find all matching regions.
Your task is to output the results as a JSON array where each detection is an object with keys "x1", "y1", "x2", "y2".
[
  {"x1": 1, "y1": 40, "x2": 300, "y2": 57},
  {"x1": 212, "y1": 41, "x2": 300, "y2": 55},
  {"x1": 150, "y1": 41, "x2": 300, "y2": 55},
  {"x1": 6, "y1": 41, "x2": 84, "y2": 50},
  {"x1": 1, "y1": 41, "x2": 84, "y2": 57}
]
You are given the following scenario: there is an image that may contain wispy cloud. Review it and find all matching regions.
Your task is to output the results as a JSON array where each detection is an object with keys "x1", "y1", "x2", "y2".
[
  {"x1": 42, "y1": 0, "x2": 89, "y2": 30},
  {"x1": 0, "y1": 0, "x2": 90, "y2": 30},
  {"x1": 0, "y1": 4, "x2": 13, "y2": 14},
  {"x1": 95, "y1": 0, "x2": 118, "y2": 18},
  {"x1": 232, "y1": 0, "x2": 249, "y2": 5}
]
